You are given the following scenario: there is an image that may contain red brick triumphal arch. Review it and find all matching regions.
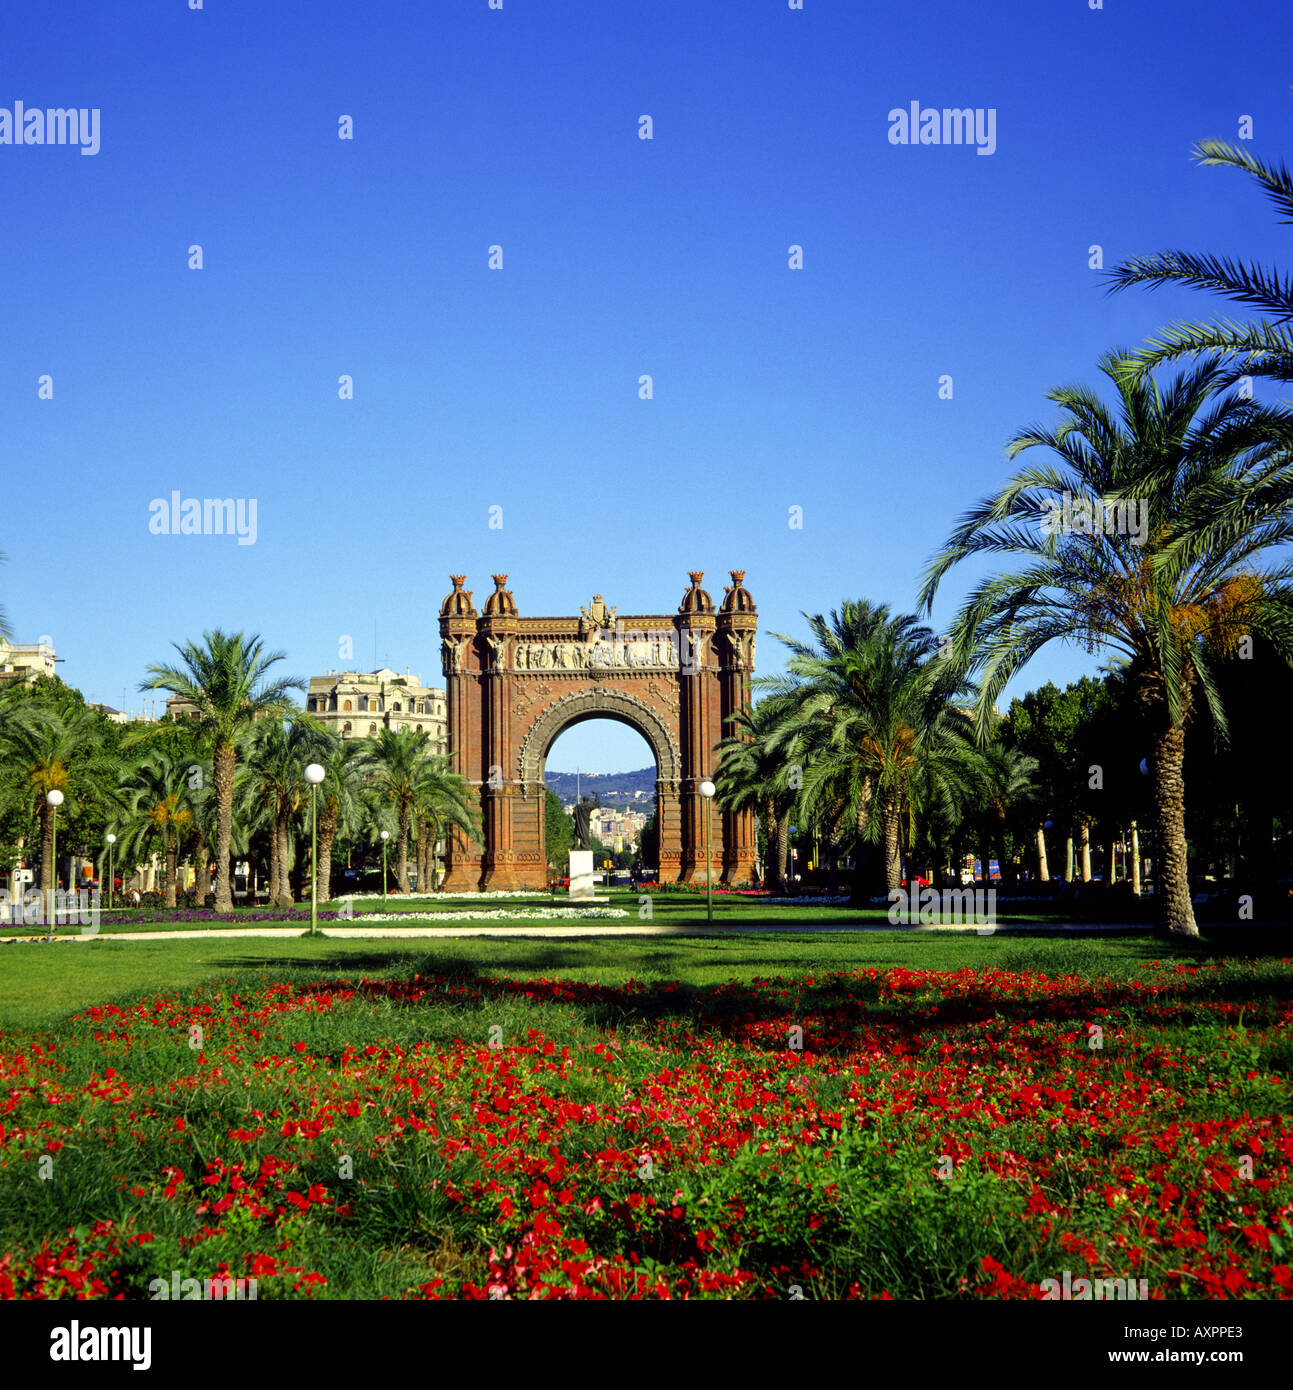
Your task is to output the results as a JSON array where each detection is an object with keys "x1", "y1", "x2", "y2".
[{"x1": 437, "y1": 571, "x2": 759, "y2": 891}]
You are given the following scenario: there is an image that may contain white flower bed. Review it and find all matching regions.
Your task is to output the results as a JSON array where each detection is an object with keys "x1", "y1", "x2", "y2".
[
  {"x1": 345, "y1": 890, "x2": 549, "y2": 902},
  {"x1": 351, "y1": 907, "x2": 629, "y2": 923}
]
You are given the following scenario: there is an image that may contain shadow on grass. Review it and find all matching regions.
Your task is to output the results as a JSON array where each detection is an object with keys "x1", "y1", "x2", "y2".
[{"x1": 190, "y1": 934, "x2": 1293, "y2": 1059}]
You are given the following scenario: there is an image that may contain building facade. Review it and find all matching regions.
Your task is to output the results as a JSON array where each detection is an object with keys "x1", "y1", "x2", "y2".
[
  {"x1": 306, "y1": 668, "x2": 447, "y2": 752},
  {"x1": 0, "y1": 639, "x2": 57, "y2": 688}
]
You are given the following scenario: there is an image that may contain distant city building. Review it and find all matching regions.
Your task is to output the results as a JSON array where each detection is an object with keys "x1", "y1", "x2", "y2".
[
  {"x1": 165, "y1": 693, "x2": 201, "y2": 722},
  {"x1": 0, "y1": 639, "x2": 57, "y2": 688},
  {"x1": 589, "y1": 805, "x2": 647, "y2": 848},
  {"x1": 88, "y1": 702, "x2": 157, "y2": 726},
  {"x1": 306, "y1": 668, "x2": 447, "y2": 751},
  {"x1": 162, "y1": 667, "x2": 447, "y2": 752}
]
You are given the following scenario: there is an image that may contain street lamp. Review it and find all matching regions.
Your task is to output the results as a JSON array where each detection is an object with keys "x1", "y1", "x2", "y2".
[
  {"x1": 699, "y1": 779, "x2": 716, "y2": 925},
  {"x1": 45, "y1": 789, "x2": 64, "y2": 941},
  {"x1": 380, "y1": 829, "x2": 390, "y2": 903},
  {"x1": 105, "y1": 833, "x2": 116, "y2": 912},
  {"x1": 304, "y1": 764, "x2": 325, "y2": 937}
]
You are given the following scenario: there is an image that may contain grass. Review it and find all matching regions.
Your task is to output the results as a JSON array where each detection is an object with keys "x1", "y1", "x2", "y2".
[
  {"x1": 1, "y1": 929, "x2": 1290, "y2": 1299},
  {"x1": 0, "y1": 928, "x2": 1240, "y2": 1032},
  {"x1": 0, "y1": 886, "x2": 1160, "y2": 938}
]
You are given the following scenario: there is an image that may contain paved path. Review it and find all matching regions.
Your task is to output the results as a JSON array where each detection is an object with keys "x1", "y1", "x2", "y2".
[{"x1": 1, "y1": 921, "x2": 1154, "y2": 943}]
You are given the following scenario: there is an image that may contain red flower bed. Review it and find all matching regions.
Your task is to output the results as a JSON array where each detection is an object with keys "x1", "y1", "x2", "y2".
[{"x1": 1, "y1": 959, "x2": 1290, "y2": 1298}]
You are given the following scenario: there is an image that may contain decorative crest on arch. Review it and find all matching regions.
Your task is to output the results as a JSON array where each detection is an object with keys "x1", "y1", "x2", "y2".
[
  {"x1": 484, "y1": 574, "x2": 518, "y2": 618},
  {"x1": 679, "y1": 571, "x2": 714, "y2": 615},
  {"x1": 440, "y1": 575, "x2": 476, "y2": 617}
]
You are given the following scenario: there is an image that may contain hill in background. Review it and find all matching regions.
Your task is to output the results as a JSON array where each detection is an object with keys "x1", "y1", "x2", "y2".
[{"x1": 543, "y1": 767, "x2": 656, "y2": 810}]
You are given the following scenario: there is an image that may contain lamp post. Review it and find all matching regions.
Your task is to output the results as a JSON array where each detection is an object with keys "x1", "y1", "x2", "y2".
[
  {"x1": 699, "y1": 779, "x2": 716, "y2": 925},
  {"x1": 45, "y1": 789, "x2": 64, "y2": 941},
  {"x1": 380, "y1": 829, "x2": 389, "y2": 903},
  {"x1": 105, "y1": 833, "x2": 116, "y2": 912},
  {"x1": 304, "y1": 764, "x2": 325, "y2": 937}
]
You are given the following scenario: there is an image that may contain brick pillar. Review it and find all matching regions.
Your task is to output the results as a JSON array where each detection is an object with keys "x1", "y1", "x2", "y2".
[
  {"x1": 656, "y1": 774, "x2": 683, "y2": 883},
  {"x1": 676, "y1": 576, "x2": 718, "y2": 883},
  {"x1": 480, "y1": 578, "x2": 525, "y2": 891},
  {"x1": 438, "y1": 577, "x2": 482, "y2": 891},
  {"x1": 716, "y1": 622, "x2": 758, "y2": 884}
]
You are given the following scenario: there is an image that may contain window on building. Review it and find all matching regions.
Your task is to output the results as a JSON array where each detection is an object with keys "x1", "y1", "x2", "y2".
[
  {"x1": 343, "y1": 700, "x2": 352, "y2": 712},
  {"x1": 342, "y1": 722, "x2": 352, "y2": 735},
  {"x1": 368, "y1": 723, "x2": 377, "y2": 735},
  {"x1": 393, "y1": 702, "x2": 401, "y2": 712}
]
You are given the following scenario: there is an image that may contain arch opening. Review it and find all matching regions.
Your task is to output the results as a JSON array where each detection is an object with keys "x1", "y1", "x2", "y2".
[{"x1": 543, "y1": 717, "x2": 657, "y2": 874}]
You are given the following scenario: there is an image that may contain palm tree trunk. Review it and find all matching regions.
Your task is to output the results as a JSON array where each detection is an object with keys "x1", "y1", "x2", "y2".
[
  {"x1": 1151, "y1": 723, "x2": 1198, "y2": 938},
  {"x1": 1065, "y1": 835, "x2": 1075, "y2": 881},
  {"x1": 1130, "y1": 821, "x2": 1142, "y2": 896},
  {"x1": 1079, "y1": 821, "x2": 1092, "y2": 882},
  {"x1": 317, "y1": 802, "x2": 338, "y2": 904},
  {"x1": 847, "y1": 787, "x2": 871, "y2": 905},
  {"x1": 397, "y1": 803, "x2": 411, "y2": 893},
  {"x1": 880, "y1": 789, "x2": 902, "y2": 896},
  {"x1": 164, "y1": 831, "x2": 178, "y2": 909},
  {"x1": 1035, "y1": 825, "x2": 1049, "y2": 881},
  {"x1": 194, "y1": 838, "x2": 209, "y2": 908},
  {"x1": 761, "y1": 798, "x2": 776, "y2": 892},
  {"x1": 213, "y1": 742, "x2": 236, "y2": 915},
  {"x1": 276, "y1": 816, "x2": 293, "y2": 907},
  {"x1": 268, "y1": 823, "x2": 280, "y2": 908}
]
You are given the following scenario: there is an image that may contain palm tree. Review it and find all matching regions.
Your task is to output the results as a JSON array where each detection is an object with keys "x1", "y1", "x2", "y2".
[
  {"x1": 368, "y1": 727, "x2": 428, "y2": 892},
  {"x1": 412, "y1": 753, "x2": 483, "y2": 892},
  {"x1": 0, "y1": 552, "x2": 13, "y2": 643},
  {"x1": 120, "y1": 750, "x2": 193, "y2": 907},
  {"x1": 187, "y1": 774, "x2": 218, "y2": 908},
  {"x1": 120, "y1": 716, "x2": 214, "y2": 905},
  {"x1": 975, "y1": 740, "x2": 1040, "y2": 888},
  {"x1": 1108, "y1": 140, "x2": 1293, "y2": 385},
  {"x1": 309, "y1": 735, "x2": 370, "y2": 903},
  {"x1": 239, "y1": 721, "x2": 296, "y2": 907},
  {"x1": 762, "y1": 602, "x2": 981, "y2": 899},
  {"x1": 1, "y1": 702, "x2": 118, "y2": 902},
  {"x1": 920, "y1": 353, "x2": 1293, "y2": 938},
  {"x1": 142, "y1": 631, "x2": 302, "y2": 914},
  {"x1": 240, "y1": 719, "x2": 331, "y2": 907},
  {"x1": 713, "y1": 696, "x2": 798, "y2": 894}
]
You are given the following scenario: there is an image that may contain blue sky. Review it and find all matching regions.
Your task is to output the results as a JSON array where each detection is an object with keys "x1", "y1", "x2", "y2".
[{"x1": 2, "y1": 0, "x2": 1290, "y2": 771}]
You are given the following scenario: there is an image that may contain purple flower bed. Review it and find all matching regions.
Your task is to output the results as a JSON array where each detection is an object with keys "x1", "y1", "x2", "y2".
[{"x1": 95, "y1": 907, "x2": 344, "y2": 927}]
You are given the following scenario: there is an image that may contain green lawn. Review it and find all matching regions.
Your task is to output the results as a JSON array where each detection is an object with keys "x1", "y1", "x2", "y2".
[
  {"x1": 0, "y1": 928, "x2": 1212, "y2": 1032},
  {"x1": 2, "y1": 928, "x2": 1289, "y2": 1300},
  {"x1": 0, "y1": 886, "x2": 1159, "y2": 939}
]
